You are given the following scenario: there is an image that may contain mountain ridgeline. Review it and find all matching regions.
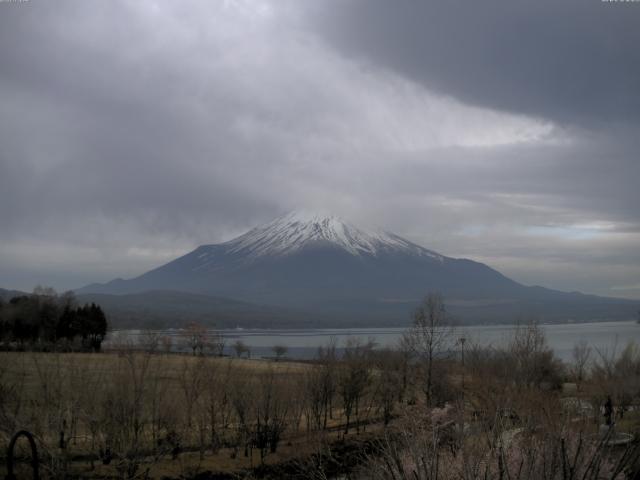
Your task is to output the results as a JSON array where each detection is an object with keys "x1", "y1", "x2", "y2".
[{"x1": 76, "y1": 212, "x2": 637, "y2": 328}]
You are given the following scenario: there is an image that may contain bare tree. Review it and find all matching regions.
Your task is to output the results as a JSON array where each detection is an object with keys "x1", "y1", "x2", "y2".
[
  {"x1": 272, "y1": 344, "x2": 288, "y2": 361},
  {"x1": 178, "y1": 356, "x2": 206, "y2": 428},
  {"x1": 229, "y1": 370, "x2": 254, "y2": 459},
  {"x1": 183, "y1": 322, "x2": 207, "y2": 356},
  {"x1": 338, "y1": 338, "x2": 373, "y2": 434},
  {"x1": 253, "y1": 367, "x2": 291, "y2": 463},
  {"x1": 592, "y1": 340, "x2": 640, "y2": 422},
  {"x1": 202, "y1": 359, "x2": 232, "y2": 452},
  {"x1": 207, "y1": 331, "x2": 225, "y2": 357},
  {"x1": 372, "y1": 349, "x2": 402, "y2": 426},
  {"x1": 160, "y1": 334, "x2": 173, "y2": 354},
  {"x1": 232, "y1": 339, "x2": 250, "y2": 358},
  {"x1": 98, "y1": 347, "x2": 155, "y2": 478},
  {"x1": 396, "y1": 335, "x2": 413, "y2": 403},
  {"x1": 404, "y1": 292, "x2": 454, "y2": 406},
  {"x1": 146, "y1": 355, "x2": 171, "y2": 450},
  {"x1": 571, "y1": 339, "x2": 592, "y2": 384},
  {"x1": 509, "y1": 320, "x2": 562, "y2": 389},
  {"x1": 33, "y1": 285, "x2": 58, "y2": 297},
  {"x1": 317, "y1": 337, "x2": 338, "y2": 427},
  {"x1": 138, "y1": 329, "x2": 160, "y2": 353},
  {"x1": 303, "y1": 366, "x2": 327, "y2": 432}
]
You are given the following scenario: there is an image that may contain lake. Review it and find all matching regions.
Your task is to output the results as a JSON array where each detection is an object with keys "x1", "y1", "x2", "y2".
[{"x1": 108, "y1": 321, "x2": 640, "y2": 362}]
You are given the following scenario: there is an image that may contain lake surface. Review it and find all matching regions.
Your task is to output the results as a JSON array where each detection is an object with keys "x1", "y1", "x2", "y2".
[{"x1": 108, "y1": 321, "x2": 640, "y2": 362}]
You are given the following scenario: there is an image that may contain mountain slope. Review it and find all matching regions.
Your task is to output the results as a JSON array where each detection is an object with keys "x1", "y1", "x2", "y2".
[
  {"x1": 78, "y1": 211, "x2": 638, "y2": 325},
  {"x1": 78, "y1": 211, "x2": 521, "y2": 304},
  {"x1": 76, "y1": 290, "x2": 320, "y2": 329},
  {"x1": 0, "y1": 288, "x2": 28, "y2": 301}
]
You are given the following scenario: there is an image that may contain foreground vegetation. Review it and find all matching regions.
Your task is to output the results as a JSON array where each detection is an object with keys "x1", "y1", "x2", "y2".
[{"x1": 2, "y1": 294, "x2": 640, "y2": 479}]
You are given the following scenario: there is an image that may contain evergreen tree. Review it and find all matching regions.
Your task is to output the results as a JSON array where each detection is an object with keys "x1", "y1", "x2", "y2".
[
  {"x1": 56, "y1": 305, "x2": 78, "y2": 341},
  {"x1": 1, "y1": 290, "x2": 108, "y2": 351},
  {"x1": 87, "y1": 303, "x2": 108, "y2": 351}
]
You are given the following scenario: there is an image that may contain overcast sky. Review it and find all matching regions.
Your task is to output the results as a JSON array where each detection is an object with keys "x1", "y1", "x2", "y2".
[{"x1": 0, "y1": 0, "x2": 638, "y2": 299}]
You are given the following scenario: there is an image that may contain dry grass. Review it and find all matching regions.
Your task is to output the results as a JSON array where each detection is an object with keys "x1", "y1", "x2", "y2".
[
  {"x1": 0, "y1": 351, "x2": 367, "y2": 479},
  {"x1": 1, "y1": 350, "x2": 308, "y2": 382}
]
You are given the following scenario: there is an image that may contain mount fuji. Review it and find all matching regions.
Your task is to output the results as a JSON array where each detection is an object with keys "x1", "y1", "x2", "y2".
[{"x1": 77, "y1": 211, "x2": 637, "y2": 326}]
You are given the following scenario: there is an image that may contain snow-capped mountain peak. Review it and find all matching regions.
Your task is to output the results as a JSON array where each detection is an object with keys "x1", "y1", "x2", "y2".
[{"x1": 219, "y1": 210, "x2": 445, "y2": 261}]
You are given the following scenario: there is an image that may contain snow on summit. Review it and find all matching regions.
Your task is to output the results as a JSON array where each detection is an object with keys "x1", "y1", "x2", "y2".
[{"x1": 218, "y1": 210, "x2": 445, "y2": 260}]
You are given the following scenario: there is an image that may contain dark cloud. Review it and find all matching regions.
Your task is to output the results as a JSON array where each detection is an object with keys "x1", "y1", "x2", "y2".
[
  {"x1": 0, "y1": 0, "x2": 638, "y2": 299},
  {"x1": 306, "y1": 0, "x2": 640, "y2": 127}
]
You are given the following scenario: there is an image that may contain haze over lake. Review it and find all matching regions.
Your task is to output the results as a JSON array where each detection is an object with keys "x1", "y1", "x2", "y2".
[{"x1": 109, "y1": 321, "x2": 640, "y2": 362}]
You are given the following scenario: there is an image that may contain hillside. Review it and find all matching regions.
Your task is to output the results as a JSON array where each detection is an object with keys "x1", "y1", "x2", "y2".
[{"x1": 76, "y1": 290, "x2": 321, "y2": 329}]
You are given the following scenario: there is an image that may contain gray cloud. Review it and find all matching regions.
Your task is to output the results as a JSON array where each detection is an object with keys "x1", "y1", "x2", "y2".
[
  {"x1": 306, "y1": 0, "x2": 640, "y2": 128},
  {"x1": 0, "y1": 0, "x2": 638, "y2": 299}
]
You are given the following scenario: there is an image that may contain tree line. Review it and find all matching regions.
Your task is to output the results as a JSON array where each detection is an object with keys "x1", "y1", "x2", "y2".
[{"x1": 0, "y1": 286, "x2": 108, "y2": 351}]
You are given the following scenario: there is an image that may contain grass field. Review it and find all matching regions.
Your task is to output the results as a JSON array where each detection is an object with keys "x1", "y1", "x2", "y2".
[
  {"x1": 0, "y1": 350, "x2": 377, "y2": 479},
  {"x1": 4, "y1": 332, "x2": 640, "y2": 479}
]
